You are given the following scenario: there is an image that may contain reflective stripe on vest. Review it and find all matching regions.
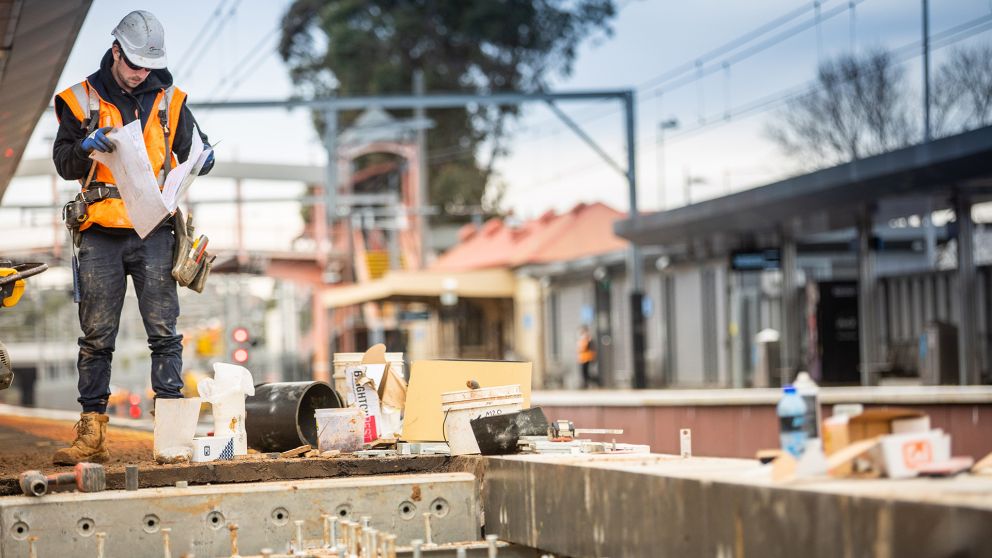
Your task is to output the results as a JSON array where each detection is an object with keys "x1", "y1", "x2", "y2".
[{"x1": 54, "y1": 80, "x2": 187, "y2": 230}]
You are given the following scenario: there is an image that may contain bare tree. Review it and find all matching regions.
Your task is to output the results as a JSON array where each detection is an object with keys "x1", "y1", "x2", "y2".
[
  {"x1": 932, "y1": 44, "x2": 992, "y2": 137},
  {"x1": 767, "y1": 50, "x2": 915, "y2": 168}
]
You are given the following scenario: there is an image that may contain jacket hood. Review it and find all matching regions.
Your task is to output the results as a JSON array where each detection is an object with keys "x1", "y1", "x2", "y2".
[{"x1": 87, "y1": 47, "x2": 174, "y2": 99}]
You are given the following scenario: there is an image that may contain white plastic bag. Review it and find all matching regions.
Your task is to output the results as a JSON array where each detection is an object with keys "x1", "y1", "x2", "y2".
[
  {"x1": 153, "y1": 397, "x2": 202, "y2": 464},
  {"x1": 345, "y1": 364, "x2": 382, "y2": 444},
  {"x1": 198, "y1": 363, "x2": 255, "y2": 455}
]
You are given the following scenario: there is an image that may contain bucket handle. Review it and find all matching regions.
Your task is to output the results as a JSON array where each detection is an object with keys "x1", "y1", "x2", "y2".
[{"x1": 442, "y1": 408, "x2": 452, "y2": 444}]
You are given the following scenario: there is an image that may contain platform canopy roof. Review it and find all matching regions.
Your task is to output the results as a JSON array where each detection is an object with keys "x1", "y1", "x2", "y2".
[
  {"x1": 615, "y1": 125, "x2": 992, "y2": 252},
  {"x1": 322, "y1": 268, "x2": 517, "y2": 308},
  {"x1": 0, "y1": 0, "x2": 92, "y2": 201}
]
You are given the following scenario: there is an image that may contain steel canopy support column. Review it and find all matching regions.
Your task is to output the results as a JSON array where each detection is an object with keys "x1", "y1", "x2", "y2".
[
  {"x1": 235, "y1": 178, "x2": 247, "y2": 266},
  {"x1": 624, "y1": 91, "x2": 647, "y2": 389},
  {"x1": 857, "y1": 208, "x2": 878, "y2": 386},
  {"x1": 414, "y1": 70, "x2": 430, "y2": 268},
  {"x1": 323, "y1": 109, "x2": 338, "y2": 236},
  {"x1": 955, "y1": 194, "x2": 979, "y2": 384},
  {"x1": 314, "y1": 109, "x2": 339, "y2": 383},
  {"x1": 780, "y1": 229, "x2": 798, "y2": 386}
]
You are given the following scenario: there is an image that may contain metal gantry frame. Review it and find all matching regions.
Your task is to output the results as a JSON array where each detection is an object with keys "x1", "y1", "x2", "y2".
[{"x1": 189, "y1": 89, "x2": 649, "y2": 388}]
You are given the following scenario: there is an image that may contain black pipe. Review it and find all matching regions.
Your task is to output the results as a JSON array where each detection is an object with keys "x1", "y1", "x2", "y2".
[{"x1": 245, "y1": 381, "x2": 343, "y2": 452}]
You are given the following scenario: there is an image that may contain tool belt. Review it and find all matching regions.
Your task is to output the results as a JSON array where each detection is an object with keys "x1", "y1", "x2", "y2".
[
  {"x1": 62, "y1": 183, "x2": 122, "y2": 247},
  {"x1": 171, "y1": 208, "x2": 212, "y2": 294},
  {"x1": 77, "y1": 184, "x2": 121, "y2": 202}
]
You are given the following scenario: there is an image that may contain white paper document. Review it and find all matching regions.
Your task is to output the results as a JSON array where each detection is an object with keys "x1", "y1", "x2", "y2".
[{"x1": 90, "y1": 120, "x2": 212, "y2": 239}]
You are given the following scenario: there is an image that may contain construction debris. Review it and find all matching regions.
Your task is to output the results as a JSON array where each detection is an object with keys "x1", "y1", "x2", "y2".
[
  {"x1": 279, "y1": 444, "x2": 311, "y2": 458},
  {"x1": 353, "y1": 449, "x2": 399, "y2": 458},
  {"x1": 517, "y1": 436, "x2": 649, "y2": 455},
  {"x1": 19, "y1": 463, "x2": 105, "y2": 496},
  {"x1": 396, "y1": 443, "x2": 450, "y2": 456},
  {"x1": 471, "y1": 408, "x2": 549, "y2": 455}
]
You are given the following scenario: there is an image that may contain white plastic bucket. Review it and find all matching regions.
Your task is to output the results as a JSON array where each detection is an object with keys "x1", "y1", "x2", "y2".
[
  {"x1": 441, "y1": 385, "x2": 524, "y2": 455},
  {"x1": 315, "y1": 407, "x2": 365, "y2": 453},
  {"x1": 199, "y1": 363, "x2": 255, "y2": 456}
]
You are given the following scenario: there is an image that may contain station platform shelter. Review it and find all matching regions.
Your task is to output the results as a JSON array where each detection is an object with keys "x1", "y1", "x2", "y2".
[{"x1": 615, "y1": 124, "x2": 992, "y2": 388}]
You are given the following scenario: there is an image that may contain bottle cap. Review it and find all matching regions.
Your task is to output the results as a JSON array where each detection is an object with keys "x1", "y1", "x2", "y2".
[{"x1": 783, "y1": 385, "x2": 796, "y2": 394}]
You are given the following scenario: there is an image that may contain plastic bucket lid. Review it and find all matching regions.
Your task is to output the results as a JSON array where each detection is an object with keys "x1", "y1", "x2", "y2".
[{"x1": 442, "y1": 396, "x2": 524, "y2": 413}]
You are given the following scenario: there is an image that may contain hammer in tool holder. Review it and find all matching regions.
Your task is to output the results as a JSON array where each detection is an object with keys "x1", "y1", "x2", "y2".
[{"x1": 19, "y1": 463, "x2": 106, "y2": 496}]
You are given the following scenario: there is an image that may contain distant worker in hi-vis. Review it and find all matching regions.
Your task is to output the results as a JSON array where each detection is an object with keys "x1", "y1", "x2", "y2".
[
  {"x1": 577, "y1": 325, "x2": 599, "y2": 388},
  {"x1": 51, "y1": 11, "x2": 214, "y2": 465}
]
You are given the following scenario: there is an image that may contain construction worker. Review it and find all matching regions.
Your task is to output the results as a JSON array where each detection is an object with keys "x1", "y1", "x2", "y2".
[
  {"x1": 577, "y1": 325, "x2": 598, "y2": 388},
  {"x1": 51, "y1": 11, "x2": 214, "y2": 465}
]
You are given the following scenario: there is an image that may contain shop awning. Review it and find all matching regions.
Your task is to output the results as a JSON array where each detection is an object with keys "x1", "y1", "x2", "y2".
[{"x1": 322, "y1": 268, "x2": 517, "y2": 308}]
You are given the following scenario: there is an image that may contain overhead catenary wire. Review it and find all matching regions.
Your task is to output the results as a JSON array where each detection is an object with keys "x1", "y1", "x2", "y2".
[
  {"x1": 427, "y1": 0, "x2": 864, "y2": 164},
  {"x1": 408, "y1": 1, "x2": 991, "y2": 197},
  {"x1": 175, "y1": 0, "x2": 244, "y2": 84},
  {"x1": 664, "y1": 10, "x2": 992, "y2": 145},
  {"x1": 206, "y1": 24, "x2": 282, "y2": 101},
  {"x1": 172, "y1": 0, "x2": 231, "y2": 76},
  {"x1": 635, "y1": 0, "x2": 829, "y2": 92},
  {"x1": 649, "y1": 0, "x2": 864, "y2": 97},
  {"x1": 517, "y1": 12, "x2": 992, "y2": 195},
  {"x1": 421, "y1": 0, "x2": 848, "y2": 166}
]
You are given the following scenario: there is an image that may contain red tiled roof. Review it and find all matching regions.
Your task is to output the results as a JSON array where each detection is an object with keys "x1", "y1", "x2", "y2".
[{"x1": 431, "y1": 202, "x2": 629, "y2": 272}]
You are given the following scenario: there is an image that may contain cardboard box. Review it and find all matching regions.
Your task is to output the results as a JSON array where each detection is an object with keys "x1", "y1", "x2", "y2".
[
  {"x1": 870, "y1": 429, "x2": 951, "y2": 479},
  {"x1": 823, "y1": 407, "x2": 928, "y2": 456},
  {"x1": 823, "y1": 407, "x2": 949, "y2": 478},
  {"x1": 401, "y1": 360, "x2": 532, "y2": 442},
  {"x1": 333, "y1": 348, "x2": 405, "y2": 396}
]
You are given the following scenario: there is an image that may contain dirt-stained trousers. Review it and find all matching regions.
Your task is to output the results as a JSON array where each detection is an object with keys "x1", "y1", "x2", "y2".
[{"x1": 75, "y1": 226, "x2": 183, "y2": 413}]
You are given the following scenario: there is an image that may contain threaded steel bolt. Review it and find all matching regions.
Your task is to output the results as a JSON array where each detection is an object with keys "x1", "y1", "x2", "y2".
[
  {"x1": 486, "y1": 533, "x2": 499, "y2": 558},
  {"x1": 228, "y1": 523, "x2": 240, "y2": 557}
]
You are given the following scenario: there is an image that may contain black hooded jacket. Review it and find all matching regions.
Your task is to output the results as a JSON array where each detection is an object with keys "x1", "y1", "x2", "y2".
[{"x1": 52, "y1": 48, "x2": 210, "y2": 182}]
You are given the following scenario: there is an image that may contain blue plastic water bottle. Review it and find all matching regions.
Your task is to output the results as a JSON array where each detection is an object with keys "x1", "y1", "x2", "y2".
[{"x1": 777, "y1": 385, "x2": 808, "y2": 458}]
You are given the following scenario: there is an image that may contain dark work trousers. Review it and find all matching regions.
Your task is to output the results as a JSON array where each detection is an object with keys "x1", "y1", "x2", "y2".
[
  {"x1": 581, "y1": 361, "x2": 599, "y2": 388},
  {"x1": 76, "y1": 226, "x2": 184, "y2": 413}
]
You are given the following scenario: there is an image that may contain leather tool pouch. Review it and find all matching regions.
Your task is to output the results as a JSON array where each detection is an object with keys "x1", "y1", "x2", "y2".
[
  {"x1": 171, "y1": 208, "x2": 211, "y2": 293},
  {"x1": 62, "y1": 185, "x2": 119, "y2": 248}
]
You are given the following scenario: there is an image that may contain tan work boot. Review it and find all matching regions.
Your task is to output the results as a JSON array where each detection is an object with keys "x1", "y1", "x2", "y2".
[{"x1": 52, "y1": 412, "x2": 110, "y2": 465}]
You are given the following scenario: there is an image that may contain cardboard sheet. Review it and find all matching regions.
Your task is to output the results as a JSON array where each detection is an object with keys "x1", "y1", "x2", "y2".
[{"x1": 401, "y1": 359, "x2": 532, "y2": 442}]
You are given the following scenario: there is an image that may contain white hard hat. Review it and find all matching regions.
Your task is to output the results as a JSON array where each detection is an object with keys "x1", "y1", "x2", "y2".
[{"x1": 111, "y1": 10, "x2": 167, "y2": 69}]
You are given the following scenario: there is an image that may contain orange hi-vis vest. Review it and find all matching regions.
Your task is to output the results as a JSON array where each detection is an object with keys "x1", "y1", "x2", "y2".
[
  {"x1": 578, "y1": 334, "x2": 596, "y2": 364},
  {"x1": 54, "y1": 80, "x2": 187, "y2": 231}
]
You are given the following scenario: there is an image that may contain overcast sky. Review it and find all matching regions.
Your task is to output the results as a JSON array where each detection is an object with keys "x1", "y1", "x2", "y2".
[{"x1": 5, "y1": 0, "x2": 991, "y2": 252}]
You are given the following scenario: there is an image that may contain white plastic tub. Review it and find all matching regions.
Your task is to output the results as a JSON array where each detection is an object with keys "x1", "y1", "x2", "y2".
[
  {"x1": 441, "y1": 385, "x2": 524, "y2": 455},
  {"x1": 192, "y1": 436, "x2": 235, "y2": 463},
  {"x1": 315, "y1": 407, "x2": 365, "y2": 453}
]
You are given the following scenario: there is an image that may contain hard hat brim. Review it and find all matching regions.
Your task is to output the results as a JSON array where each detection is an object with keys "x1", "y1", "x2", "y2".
[{"x1": 120, "y1": 46, "x2": 167, "y2": 70}]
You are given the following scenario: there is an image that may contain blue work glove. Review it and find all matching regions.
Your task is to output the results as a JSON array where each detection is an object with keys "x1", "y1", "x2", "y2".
[
  {"x1": 198, "y1": 149, "x2": 215, "y2": 176},
  {"x1": 81, "y1": 126, "x2": 115, "y2": 154}
]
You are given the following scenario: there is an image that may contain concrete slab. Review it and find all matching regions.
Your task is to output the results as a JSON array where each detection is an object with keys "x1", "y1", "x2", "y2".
[
  {"x1": 0, "y1": 472, "x2": 478, "y2": 558},
  {"x1": 478, "y1": 454, "x2": 992, "y2": 558}
]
